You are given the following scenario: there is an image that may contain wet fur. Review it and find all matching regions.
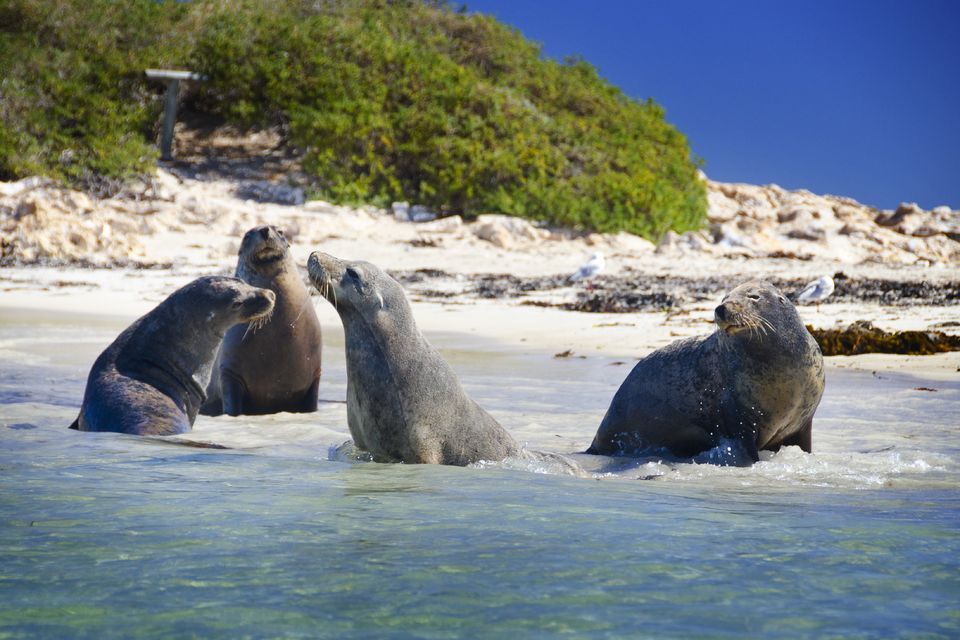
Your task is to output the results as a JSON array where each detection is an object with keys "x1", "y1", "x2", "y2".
[
  {"x1": 200, "y1": 226, "x2": 323, "y2": 417},
  {"x1": 587, "y1": 281, "x2": 824, "y2": 465},
  {"x1": 71, "y1": 276, "x2": 274, "y2": 435},
  {"x1": 307, "y1": 252, "x2": 519, "y2": 465}
]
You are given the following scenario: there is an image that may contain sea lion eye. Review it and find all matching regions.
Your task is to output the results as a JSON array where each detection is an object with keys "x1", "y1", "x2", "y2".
[{"x1": 346, "y1": 267, "x2": 360, "y2": 281}]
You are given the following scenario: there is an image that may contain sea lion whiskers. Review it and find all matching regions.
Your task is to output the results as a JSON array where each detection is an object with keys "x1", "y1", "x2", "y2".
[
  {"x1": 310, "y1": 291, "x2": 324, "y2": 315},
  {"x1": 240, "y1": 304, "x2": 274, "y2": 342},
  {"x1": 736, "y1": 308, "x2": 768, "y2": 338},
  {"x1": 328, "y1": 276, "x2": 338, "y2": 310},
  {"x1": 290, "y1": 296, "x2": 311, "y2": 328},
  {"x1": 308, "y1": 282, "x2": 331, "y2": 318},
  {"x1": 745, "y1": 312, "x2": 766, "y2": 338},
  {"x1": 240, "y1": 322, "x2": 255, "y2": 342},
  {"x1": 749, "y1": 310, "x2": 777, "y2": 338},
  {"x1": 758, "y1": 314, "x2": 777, "y2": 336}
]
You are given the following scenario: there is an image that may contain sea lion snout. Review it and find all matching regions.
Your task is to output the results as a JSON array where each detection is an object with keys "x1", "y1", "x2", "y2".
[
  {"x1": 714, "y1": 301, "x2": 743, "y2": 333},
  {"x1": 307, "y1": 252, "x2": 345, "y2": 294},
  {"x1": 242, "y1": 225, "x2": 288, "y2": 266},
  {"x1": 240, "y1": 288, "x2": 275, "y2": 320},
  {"x1": 307, "y1": 251, "x2": 328, "y2": 285}
]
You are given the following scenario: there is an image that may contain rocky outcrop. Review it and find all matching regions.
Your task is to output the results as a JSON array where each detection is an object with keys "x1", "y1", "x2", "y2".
[
  {"x1": 472, "y1": 214, "x2": 546, "y2": 248},
  {"x1": 692, "y1": 181, "x2": 959, "y2": 264},
  {"x1": 1, "y1": 179, "x2": 149, "y2": 265},
  {"x1": 0, "y1": 170, "x2": 956, "y2": 267}
]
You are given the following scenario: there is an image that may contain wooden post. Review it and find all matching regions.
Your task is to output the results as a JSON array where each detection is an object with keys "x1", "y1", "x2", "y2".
[
  {"x1": 145, "y1": 69, "x2": 206, "y2": 161},
  {"x1": 160, "y1": 79, "x2": 180, "y2": 161}
]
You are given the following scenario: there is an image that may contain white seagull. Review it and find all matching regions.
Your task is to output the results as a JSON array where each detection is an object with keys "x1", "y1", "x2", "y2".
[
  {"x1": 796, "y1": 275, "x2": 835, "y2": 310},
  {"x1": 569, "y1": 252, "x2": 605, "y2": 283}
]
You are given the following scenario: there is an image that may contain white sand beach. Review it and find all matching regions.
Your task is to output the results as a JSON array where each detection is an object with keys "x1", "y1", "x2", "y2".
[{"x1": 1, "y1": 168, "x2": 957, "y2": 379}]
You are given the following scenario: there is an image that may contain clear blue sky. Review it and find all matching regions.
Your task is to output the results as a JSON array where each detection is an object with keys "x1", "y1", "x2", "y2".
[{"x1": 465, "y1": 0, "x2": 959, "y2": 210}]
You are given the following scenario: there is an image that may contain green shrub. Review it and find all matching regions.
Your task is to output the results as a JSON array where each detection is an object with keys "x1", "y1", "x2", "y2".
[
  {"x1": 1, "y1": 0, "x2": 706, "y2": 238},
  {"x1": 0, "y1": 1, "x2": 201, "y2": 189}
]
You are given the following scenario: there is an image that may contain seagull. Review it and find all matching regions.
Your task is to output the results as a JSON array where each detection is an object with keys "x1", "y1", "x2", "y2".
[
  {"x1": 569, "y1": 252, "x2": 605, "y2": 284},
  {"x1": 796, "y1": 275, "x2": 835, "y2": 311}
]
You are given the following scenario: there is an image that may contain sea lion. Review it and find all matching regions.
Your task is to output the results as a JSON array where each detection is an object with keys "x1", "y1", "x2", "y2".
[
  {"x1": 200, "y1": 225, "x2": 322, "y2": 416},
  {"x1": 70, "y1": 276, "x2": 275, "y2": 436},
  {"x1": 587, "y1": 280, "x2": 824, "y2": 465},
  {"x1": 306, "y1": 251, "x2": 519, "y2": 465}
]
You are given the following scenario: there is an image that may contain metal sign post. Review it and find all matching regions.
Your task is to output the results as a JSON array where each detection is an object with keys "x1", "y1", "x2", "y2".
[{"x1": 145, "y1": 69, "x2": 205, "y2": 161}]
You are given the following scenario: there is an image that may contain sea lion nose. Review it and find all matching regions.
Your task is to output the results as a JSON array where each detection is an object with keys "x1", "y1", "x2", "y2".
[
  {"x1": 259, "y1": 227, "x2": 270, "y2": 240},
  {"x1": 715, "y1": 304, "x2": 728, "y2": 321}
]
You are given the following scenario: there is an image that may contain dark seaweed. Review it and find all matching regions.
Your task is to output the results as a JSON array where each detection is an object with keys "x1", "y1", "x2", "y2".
[
  {"x1": 389, "y1": 269, "x2": 959, "y2": 313},
  {"x1": 808, "y1": 321, "x2": 960, "y2": 356}
]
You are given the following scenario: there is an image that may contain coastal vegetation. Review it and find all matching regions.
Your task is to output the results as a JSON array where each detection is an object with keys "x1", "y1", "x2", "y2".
[{"x1": 0, "y1": 0, "x2": 707, "y2": 238}]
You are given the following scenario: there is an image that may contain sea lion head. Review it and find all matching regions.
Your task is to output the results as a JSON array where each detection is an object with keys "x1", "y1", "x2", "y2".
[
  {"x1": 307, "y1": 251, "x2": 392, "y2": 316},
  {"x1": 119, "y1": 276, "x2": 276, "y2": 404},
  {"x1": 176, "y1": 276, "x2": 276, "y2": 334},
  {"x1": 714, "y1": 280, "x2": 798, "y2": 342},
  {"x1": 237, "y1": 225, "x2": 291, "y2": 278}
]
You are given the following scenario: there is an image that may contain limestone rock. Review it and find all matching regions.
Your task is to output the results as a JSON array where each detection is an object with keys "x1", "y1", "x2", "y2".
[
  {"x1": 470, "y1": 214, "x2": 543, "y2": 249},
  {"x1": 710, "y1": 223, "x2": 752, "y2": 250},
  {"x1": 875, "y1": 202, "x2": 922, "y2": 227},
  {"x1": 234, "y1": 180, "x2": 305, "y2": 205},
  {"x1": 418, "y1": 215, "x2": 463, "y2": 233},
  {"x1": 655, "y1": 230, "x2": 679, "y2": 253},
  {"x1": 475, "y1": 214, "x2": 541, "y2": 241},
  {"x1": 609, "y1": 232, "x2": 656, "y2": 254},
  {"x1": 303, "y1": 199, "x2": 339, "y2": 215},
  {"x1": 474, "y1": 221, "x2": 513, "y2": 248},
  {"x1": 784, "y1": 224, "x2": 827, "y2": 242},
  {"x1": 0, "y1": 176, "x2": 49, "y2": 198}
]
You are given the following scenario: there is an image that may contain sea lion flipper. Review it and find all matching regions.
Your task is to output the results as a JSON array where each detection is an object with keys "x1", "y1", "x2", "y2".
[
  {"x1": 719, "y1": 397, "x2": 760, "y2": 464},
  {"x1": 298, "y1": 376, "x2": 320, "y2": 413},
  {"x1": 197, "y1": 398, "x2": 223, "y2": 417},
  {"x1": 741, "y1": 433, "x2": 761, "y2": 463},
  {"x1": 221, "y1": 372, "x2": 246, "y2": 417},
  {"x1": 69, "y1": 418, "x2": 79, "y2": 430},
  {"x1": 781, "y1": 418, "x2": 813, "y2": 453}
]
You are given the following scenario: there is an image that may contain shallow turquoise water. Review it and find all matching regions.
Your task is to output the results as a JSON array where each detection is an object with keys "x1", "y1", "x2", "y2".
[{"x1": 1, "y1": 306, "x2": 958, "y2": 638}]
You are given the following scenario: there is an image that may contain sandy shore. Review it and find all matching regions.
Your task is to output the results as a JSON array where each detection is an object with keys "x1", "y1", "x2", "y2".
[
  {"x1": 1, "y1": 168, "x2": 958, "y2": 380},
  {"x1": 2, "y1": 265, "x2": 957, "y2": 382}
]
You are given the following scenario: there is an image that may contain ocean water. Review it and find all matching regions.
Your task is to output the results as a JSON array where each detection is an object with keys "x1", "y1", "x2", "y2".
[{"x1": 1, "y1": 306, "x2": 958, "y2": 639}]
